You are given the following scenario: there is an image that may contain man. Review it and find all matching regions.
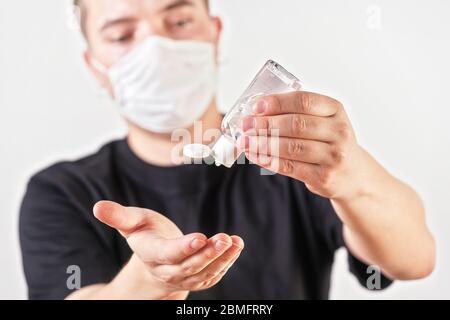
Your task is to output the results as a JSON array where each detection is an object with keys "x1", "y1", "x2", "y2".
[{"x1": 19, "y1": 0, "x2": 435, "y2": 300}]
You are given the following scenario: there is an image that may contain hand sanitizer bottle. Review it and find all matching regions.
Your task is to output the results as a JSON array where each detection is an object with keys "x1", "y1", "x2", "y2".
[{"x1": 210, "y1": 60, "x2": 303, "y2": 167}]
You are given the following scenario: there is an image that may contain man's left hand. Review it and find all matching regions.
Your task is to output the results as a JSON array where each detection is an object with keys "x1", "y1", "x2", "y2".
[{"x1": 239, "y1": 91, "x2": 365, "y2": 200}]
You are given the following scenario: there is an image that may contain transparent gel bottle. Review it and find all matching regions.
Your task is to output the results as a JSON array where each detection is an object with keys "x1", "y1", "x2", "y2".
[{"x1": 210, "y1": 60, "x2": 303, "y2": 167}]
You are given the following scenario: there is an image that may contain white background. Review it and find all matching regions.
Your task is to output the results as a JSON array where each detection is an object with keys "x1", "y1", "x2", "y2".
[{"x1": 1, "y1": 0, "x2": 449, "y2": 299}]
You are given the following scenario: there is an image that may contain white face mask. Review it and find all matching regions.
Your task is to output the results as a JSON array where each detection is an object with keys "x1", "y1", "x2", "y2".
[{"x1": 93, "y1": 36, "x2": 217, "y2": 133}]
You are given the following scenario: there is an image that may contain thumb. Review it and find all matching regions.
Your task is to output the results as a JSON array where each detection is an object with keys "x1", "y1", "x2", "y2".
[
  {"x1": 93, "y1": 200, "x2": 150, "y2": 237},
  {"x1": 132, "y1": 233, "x2": 208, "y2": 265},
  {"x1": 94, "y1": 201, "x2": 208, "y2": 264}
]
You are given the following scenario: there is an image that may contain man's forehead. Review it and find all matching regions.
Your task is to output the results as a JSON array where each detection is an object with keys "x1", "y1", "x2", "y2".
[{"x1": 82, "y1": 0, "x2": 201, "y2": 15}]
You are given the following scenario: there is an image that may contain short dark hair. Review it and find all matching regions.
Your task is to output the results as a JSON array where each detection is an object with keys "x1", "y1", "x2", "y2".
[
  {"x1": 74, "y1": 0, "x2": 210, "y2": 38},
  {"x1": 74, "y1": 0, "x2": 209, "y2": 9}
]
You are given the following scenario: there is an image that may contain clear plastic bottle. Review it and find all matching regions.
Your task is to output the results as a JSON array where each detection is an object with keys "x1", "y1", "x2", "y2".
[{"x1": 210, "y1": 60, "x2": 303, "y2": 167}]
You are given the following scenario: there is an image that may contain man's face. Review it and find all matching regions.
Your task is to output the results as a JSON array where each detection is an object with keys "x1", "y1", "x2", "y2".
[{"x1": 83, "y1": 0, "x2": 221, "y2": 92}]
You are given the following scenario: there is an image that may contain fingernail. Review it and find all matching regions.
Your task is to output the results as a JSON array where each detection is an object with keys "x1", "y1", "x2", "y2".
[
  {"x1": 253, "y1": 99, "x2": 268, "y2": 115},
  {"x1": 191, "y1": 238, "x2": 206, "y2": 250},
  {"x1": 215, "y1": 240, "x2": 230, "y2": 251},
  {"x1": 242, "y1": 116, "x2": 256, "y2": 132}
]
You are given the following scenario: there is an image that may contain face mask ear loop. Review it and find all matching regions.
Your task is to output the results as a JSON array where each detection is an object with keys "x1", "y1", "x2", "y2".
[
  {"x1": 86, "y1": 57, "x2": 115, "y2": 100},
  {"x1": 90, "y1": 58, "x2": 109, "y2": 75}
]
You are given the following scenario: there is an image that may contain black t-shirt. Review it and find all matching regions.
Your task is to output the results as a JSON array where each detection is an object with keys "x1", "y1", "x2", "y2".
[{"x1": 19, "y1": 139, "x2": 391, "y2": 299}]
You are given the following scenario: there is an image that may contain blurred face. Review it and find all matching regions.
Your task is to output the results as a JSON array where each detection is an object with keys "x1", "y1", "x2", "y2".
[{"x1": 83, "y1": 0, "x2": 222, "y2": 93}]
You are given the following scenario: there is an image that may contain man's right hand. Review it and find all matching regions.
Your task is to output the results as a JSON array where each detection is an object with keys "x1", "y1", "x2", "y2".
[{"x1": 92, "y1": 200, "x2": 244, "y2": 299}]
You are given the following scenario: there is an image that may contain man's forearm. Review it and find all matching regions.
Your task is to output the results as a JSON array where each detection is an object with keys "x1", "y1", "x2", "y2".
[
  {"x1": 331, "y1": 147, "x2": 435, "y2": 280},
  {"x1": 66, "y1": 254, "x2": 189, "y2": 300}
]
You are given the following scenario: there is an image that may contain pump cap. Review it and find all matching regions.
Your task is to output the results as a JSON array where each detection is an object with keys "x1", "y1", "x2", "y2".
[{"x1": 183, "y1": 144, "x2": 212, "y2": 159}]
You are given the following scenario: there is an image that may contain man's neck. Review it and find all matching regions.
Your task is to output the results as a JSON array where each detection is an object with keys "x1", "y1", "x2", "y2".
[{"x1": 127, "y1": 103, "x2": 223, "y2": 167}]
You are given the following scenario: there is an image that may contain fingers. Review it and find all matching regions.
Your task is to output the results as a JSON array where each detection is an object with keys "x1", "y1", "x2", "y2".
[
  {"x1": 151, "y1": 233, "x2": 242, "y2": 285},
  {"x1": 180, "y1": 236, "x2": 244, "y2": 290},
  {"x1": 130, "y1": 231, "x2": 208, "y2": 265},
  {"x1": 242, "y1": 113, "x2": 336, "y2": 141},
  {"x1": 239, "y1": 136, "x2": 334, "y2": 165},
  {"x1": 201, "y1": 246, "x2": 242, "y2": 290},
  {"x1": 93, "y1": 201, "x2": 150, "y2": 237},
  {"x1": 183, "y1": 236, "x2": 244, "y2": 291},
  {"x1": 252, "y1": 91, "x2": 341, "y2": 117},
  {"x1": 245, "y1": 152, "x2": 319, "y2": 182},
  {"x1": 200, "y1": 246, "x2": 242, "y2": 290}
]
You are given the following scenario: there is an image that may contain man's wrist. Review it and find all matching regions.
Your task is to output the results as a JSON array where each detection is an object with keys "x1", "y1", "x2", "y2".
[
  {"x1": 109, "y1": 254, "x2": 188, "y2": 300},
  {"x1": 331, "y1": 145, "x2": 376, "y2": 203}
]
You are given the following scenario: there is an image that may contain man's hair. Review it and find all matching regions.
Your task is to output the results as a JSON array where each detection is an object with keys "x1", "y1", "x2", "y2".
[
  {"x1": 74, "y1": 0, "x2": 209, "y2": 9},
  {"x1": 73, "y1": 0, "x2": 87, "y2": 37},
  {"x1": 74, "y1": 0, "x2": 210, "y2": 38}
]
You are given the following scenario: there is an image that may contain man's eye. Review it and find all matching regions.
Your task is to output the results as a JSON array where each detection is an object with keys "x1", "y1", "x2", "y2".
[
  {"x1": 112, "y1": 34, "x2": 133, "y2": 43},
  {"x1": 173, "y1": 19, "x2": 193, "y2": 28}
]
